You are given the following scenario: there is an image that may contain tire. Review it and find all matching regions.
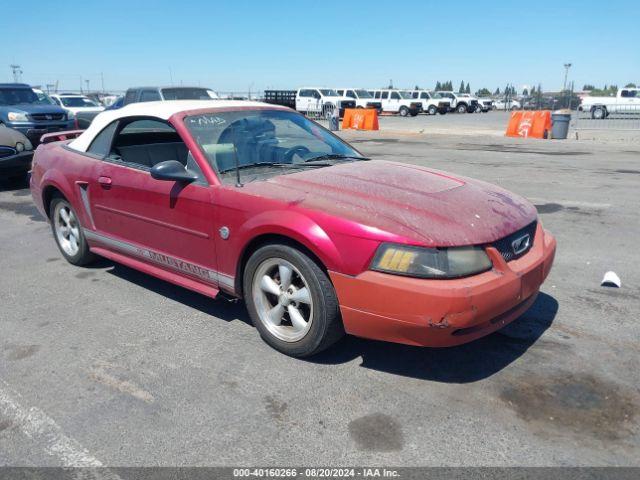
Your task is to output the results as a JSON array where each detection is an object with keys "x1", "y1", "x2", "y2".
[
  {"x1": 510, "y1": 105, "x2": 518, "y2": 111},
  {"x1": 243, "y1": 243, "x2": 344, "y2": 357},
  {"x1": 456, "y1": 103, "x2": 467, "y2": 113},
  {"x1": 398, "y1": 106, "x2": 409, "y2": 117},
  {"x1": 427, "y1": 105, "x2": 437, "y2": 115},
  {"x1": 592, "y1": 106, "x2": 606, "y2": 120},
  {"x1": 49, "y1": 195, "x2": 95, "y2": 266}
]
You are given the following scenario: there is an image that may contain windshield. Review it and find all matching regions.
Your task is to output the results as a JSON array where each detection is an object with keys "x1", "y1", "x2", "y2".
[
  {"x1": 184, "y1": 109, "x2": 364, "y2": 184},
  {"x1": 60, "y1": 97, "x2": 100, "y2": 107},
  {"x1": 354, "y1": 89, "x2": 373, "y2": 98},
  {"x1": 0, "y1": 88, "x2": 39, "y2": 106},
  {"x1": 319, "y1": 89, "x2": 339, "y2": 97},
  {"x1": 429, "y1": 91, "x2": 443, "y2": 99},
  {"x1": 161, "y1": 88, "x2": 216, "y2": 100},
  {"x1": 35, "y1": 91, "x2": 56, "y2": 105},
  {"x1": 399, "y1": 91, "x2": 414, "y2": 99}
]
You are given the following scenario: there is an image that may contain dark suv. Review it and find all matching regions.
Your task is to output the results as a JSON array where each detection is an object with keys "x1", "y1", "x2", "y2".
[
  {"x1": 0, "y1": 84, "x2": 74, "y2": 145},
  {"x1": 122, "y1": 86, "x2": 218, "y2": 106}
]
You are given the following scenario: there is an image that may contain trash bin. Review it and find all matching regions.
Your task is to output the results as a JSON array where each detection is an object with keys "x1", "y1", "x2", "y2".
[
  {"x1": 551, "y1": 110, "x2": 571, "y2": 139},
  {"x1": 329, "y1": 107, "x2": 340, "y2": 131}
]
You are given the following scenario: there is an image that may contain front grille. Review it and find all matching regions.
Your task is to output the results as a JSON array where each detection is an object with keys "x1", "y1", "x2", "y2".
[
  {"x1": 490, "y1": 221, "x2": 537, "y2": 262},
  {"x1": 30, "y1": 113, "x2": 65, "y2": 121},
  {"x1": 0, "y1": 146, "x2": 17, "y2": 159},
  {"x1": 471, "y1": 100, "x2": 479, "y2": 106}
]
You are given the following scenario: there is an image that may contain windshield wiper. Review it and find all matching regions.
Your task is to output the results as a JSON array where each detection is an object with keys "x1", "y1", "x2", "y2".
[
  {"x1": 303, "y1": 154, "x2": 370, "y2": 163},
  {"x1": 219, "y1": 162, "x2": 331, "y2": 174}
]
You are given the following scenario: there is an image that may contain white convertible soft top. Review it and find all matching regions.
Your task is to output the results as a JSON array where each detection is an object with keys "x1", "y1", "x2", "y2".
[{"x1": 68, "y1": 100, "x2": 284, "y2": 152}]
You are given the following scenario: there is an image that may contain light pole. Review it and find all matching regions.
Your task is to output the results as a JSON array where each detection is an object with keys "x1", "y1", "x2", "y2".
[{"x1": 563, "y1": 63, "x2": 572, "y2": 108}]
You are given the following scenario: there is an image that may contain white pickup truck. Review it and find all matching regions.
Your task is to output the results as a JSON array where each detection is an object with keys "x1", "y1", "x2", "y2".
[
  {"x1": 579, "y1": 88, "x2": 640, "y2": 119},
  {"x1": 407, "y1": 90, "x2": 450, "y2": 115},
  {"x1": 295, "y1": 88, "x2": 356, "y2": 118},
  {"x1": 435, "y1": 91, "x2": 479, "y2": 113},
  {"x1": 369, "y1": 89, "x2": 422, "y2": 116},
  {"x1": 335, "y1": 88, "x2": 382, "y2": 112}
]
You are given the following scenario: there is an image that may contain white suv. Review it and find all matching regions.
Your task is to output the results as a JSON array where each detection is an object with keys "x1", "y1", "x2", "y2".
[
  {"x1": 407, "y1": 90, "x2": 450, "y2": 115},
  {"x1": 369, "y1": 89, "x2": 422, "y2": 116},
  {"x1": 295, "y1": 88, "x2": 355, "y2": 118},
  {"x1": 335, "y1": 88, "x2": 382, "y2": 112}
]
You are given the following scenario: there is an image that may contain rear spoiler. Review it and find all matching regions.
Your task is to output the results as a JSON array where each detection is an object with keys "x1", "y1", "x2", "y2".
[{"x1": 40, "y1": 130, "x2": 85, "y2": 144}]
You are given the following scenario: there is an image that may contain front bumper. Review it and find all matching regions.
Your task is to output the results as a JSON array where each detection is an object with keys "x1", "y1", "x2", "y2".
[
  {"x1": 329, "y1": 223, "x2": 556, "y2": 347},
  {"x1": 0, "y1": 150, "x2": 34, "y2": 174},
  {"x1": 8, "y1": 121, "x2": 75, "y2": 145}
]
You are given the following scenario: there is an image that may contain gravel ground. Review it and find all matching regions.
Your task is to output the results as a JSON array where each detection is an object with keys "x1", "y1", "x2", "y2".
[{"x1": 0, "y1": 118, "x2": 638, "y2": 467}]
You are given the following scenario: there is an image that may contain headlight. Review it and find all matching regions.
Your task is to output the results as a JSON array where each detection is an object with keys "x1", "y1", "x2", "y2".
[
  {"x1": 370, "y1": 243, "x2": 492, "y2": 279},
  {"x1": 7, "y1": 111, "x2": 29, "y2": 122},
  {"x1": 15, "y1": 142, "x2": 25, "y2": 152}
]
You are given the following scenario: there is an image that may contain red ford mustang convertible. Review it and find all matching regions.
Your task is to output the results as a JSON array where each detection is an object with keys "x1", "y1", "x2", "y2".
[{"x1": 30, "y1": 101, "x2": 556, "y2": 357}]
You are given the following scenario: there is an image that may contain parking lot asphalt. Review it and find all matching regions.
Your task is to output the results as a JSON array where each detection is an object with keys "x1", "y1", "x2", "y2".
[{"x1": 1, "y1": 116, "x2": 639, "y2": 467}]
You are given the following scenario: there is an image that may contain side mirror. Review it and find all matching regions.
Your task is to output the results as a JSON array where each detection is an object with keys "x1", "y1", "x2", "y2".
[{"x1": 150, "y1": 160, "x2": 198, "y2": 182}]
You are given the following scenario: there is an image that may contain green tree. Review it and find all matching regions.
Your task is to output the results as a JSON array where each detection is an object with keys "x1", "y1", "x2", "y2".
[
  {"x1": 476, "y1": 88, "x2": 491, "y2": 97},
  {"x1": 583, "y1": 84, "x2": 595, "y2": 90},
  {"x1": 465, "y1": 82, "x2": 471, "y2": 93},
  {"x1": 523, "y1": 88, "x2": 529, "y2": 96},
  {"x1": 458, "y1": 80, "x2": 465, "y2": 93},
  {"x1": 494, "y1": 87, "x2": 500, "y2": 95},
  {"x1": 435, "y1": 81, "x2": 442, "y2": 90},
  {"x1": 624, "y1": 83, "x2": 637, "y2": 88}
]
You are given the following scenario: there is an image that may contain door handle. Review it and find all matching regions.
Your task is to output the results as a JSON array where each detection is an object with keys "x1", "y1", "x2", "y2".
[{"x1": 98, "y1": 176, "x2": 112, "y2": 186}]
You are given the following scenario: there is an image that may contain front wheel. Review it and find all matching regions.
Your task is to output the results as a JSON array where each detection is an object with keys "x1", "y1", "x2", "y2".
[
  {"x1": 50, "y1": 196, "x2": 95, "y2": 266},
  {"x1": 427, "y1": 105, "x2": 437, "y2": 115},
  {"x1": 243, "y1": 244, "x2": 344, "y2": 357},
  {"x1": 398, "y1": 106, "x2": 409, "y2": 117},
  {"x1": 456, "y1": 103, "x2": 467, "y2": 113}
]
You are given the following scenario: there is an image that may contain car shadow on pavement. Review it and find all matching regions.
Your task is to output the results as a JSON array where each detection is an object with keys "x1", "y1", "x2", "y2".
[
  {"x1": 103, "y1": 262, "x2": 252, "y2": 325},
  {"x1": 0, "y1": 176, "x2": 29, "y2": 192},
  {"x1": 309, "y1": 292, "x2": 559, "y2": 383},
  {"x1": 97, "y1": 260, "x2": 557, "y2": 383}
]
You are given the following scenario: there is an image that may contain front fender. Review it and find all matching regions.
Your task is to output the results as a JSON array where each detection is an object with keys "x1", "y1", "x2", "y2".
[{"x1": 236, "y1": 209, "x2": 345, "y2": 273}]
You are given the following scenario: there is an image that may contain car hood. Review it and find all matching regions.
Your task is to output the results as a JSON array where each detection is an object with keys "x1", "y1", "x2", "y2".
[
  {"x1": 7, "y1": 103, "x2": 67, "y2": 115},
  {"x1": 65, "y1": 106, "x2": 104, "y2": 114},
  {"x1": 0, "y1": 125, "x2": 30, "y2": 146},
  {"x1": 241, "y1": 160, "x2": 537, "y2": 246}
]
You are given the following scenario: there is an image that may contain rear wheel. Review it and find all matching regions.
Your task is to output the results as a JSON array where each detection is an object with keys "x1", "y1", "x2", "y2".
[
  {"x1": 243, "y1": 244, "x2": 344, "y2": 357},
  {"x1": 592, "y1": 106, "x2": 606, "y2": 119},
  {"x1": 427, "y1": 105, "x2": 438, "y2": 115},
  {"x1": 398, "y1": 106, "x2": 409, "y2": 117},
  {"x1": 50, "y1": 196, "x2": 95, "y2": 266},
  {"x1": 456, "y1": 103, "x2": 467, "y2": 113}
]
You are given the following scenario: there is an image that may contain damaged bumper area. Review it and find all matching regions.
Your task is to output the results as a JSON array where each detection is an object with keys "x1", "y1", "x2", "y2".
[{"x1": 329, "y1": 224, "x2": 556, "y2": 347}]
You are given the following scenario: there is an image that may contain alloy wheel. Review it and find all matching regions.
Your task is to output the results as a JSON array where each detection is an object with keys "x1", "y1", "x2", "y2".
[
  {"x1": 54, "y1": 203, "x2": 80, "y2": 257},
  {"x1": 252, "y1": 258, "x2": 313, "y2": 343}
]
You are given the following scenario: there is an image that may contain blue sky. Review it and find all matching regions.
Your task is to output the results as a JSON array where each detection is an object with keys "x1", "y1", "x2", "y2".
[{"x1": 1, "y1": 0, "x2": 638, "y2": 94}]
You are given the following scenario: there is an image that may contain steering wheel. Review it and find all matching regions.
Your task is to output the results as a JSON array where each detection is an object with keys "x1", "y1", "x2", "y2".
[{"x1": 284, "y1": 145, "x2": 311, "y2": 163}]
